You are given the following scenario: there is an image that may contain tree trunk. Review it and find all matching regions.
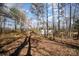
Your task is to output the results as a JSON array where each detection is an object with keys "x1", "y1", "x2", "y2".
[
  {"x1": 15, "y1": 20, "x2": 17, "y2": 31},
  {"x1": 3, "y1": 17, "x2": 6, "y2": 33},
  {"x1": 20, "y1": 23, "x2": 23, "y2": 32},
  {"x1": 78, "y1": 30, "x2": 79, "y2": 39},
  {"x1": 58, "y1": 3, "x2": 60, "y2": 31},
  {"x1": 0, "y1": 16, "x2": 2, "y2": 34},
  {"x1": 46, "y1": 3, "x2": 48, "y2": 36},
  {"x1": 73, "y1": 4, "x2": 77, "y2": 32},
  {"x1": 69, "y1": 3, "x2": 72, "y2": 38},
  {"x1": 52, "y1": 4, "x2": 55, "y2": 40}
]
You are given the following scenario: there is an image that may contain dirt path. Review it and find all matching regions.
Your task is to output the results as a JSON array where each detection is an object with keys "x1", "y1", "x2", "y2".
[
  {"x1": 12, "y1": 38, "x2": 79, "y2": 56},
  {"x1": 31, "y1": 39, "x2": 79, "y2": 56},
  {"x1": 0, "y1": 35, "x2": 79, "y2": 56}
]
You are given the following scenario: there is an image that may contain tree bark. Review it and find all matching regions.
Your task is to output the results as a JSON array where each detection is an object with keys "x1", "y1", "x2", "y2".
[
  {"x1": 52, "y1": 4, "x2": 55, "y2": 40},
  {"x1": 0, "y1": 16, "x2": 2, "y2": 34},
  {"x1": 15, "y1": 20, "x2": 17, "y2": 31},
  {"x1": 69, "y1": 3, "x2": 72, "y2": 38},
  {"x1": 46, "y1": 3, "x2": 48, "y2": 36},
  {"x1": 58, "y1": 3, "x2": 60, "y2": 31}
]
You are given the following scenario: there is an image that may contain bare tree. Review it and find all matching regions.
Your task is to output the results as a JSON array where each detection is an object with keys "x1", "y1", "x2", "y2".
[
  {"x1": 46, "y1": 3, "x2": 48, "y2": 36},
  {"x1": 52, "y1": 4, "x2": 55, "y2": 39},
  {"x1": 31, "y1": 3, "x2": 45, "y2": 34}
]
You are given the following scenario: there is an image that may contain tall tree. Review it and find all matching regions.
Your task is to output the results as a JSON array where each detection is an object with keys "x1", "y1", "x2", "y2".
[
  {"x1": 52, "y1": 4, "x2": 55, "y2": 39},
  {"x1": 0, "y1": 3, "x2": 7, "y2": 33},
  {"x1": 46, "y1": 3, "x2": 48, "y2": 36},
  {"x1": 58, "y1": 3, "x2": 60, "y2": 31},
  {"x1": 31, "y1": 3, "x2": 45, "y2": 33},
  {"x1": 10, "y1": 8, "x2": 26, "y2": 32},
  {"x1": 10, "y1": 8, "x2": 20, "y2": 31},
  {"x1": 69, "y1": 3, "x2": 72, "y2": 38}
]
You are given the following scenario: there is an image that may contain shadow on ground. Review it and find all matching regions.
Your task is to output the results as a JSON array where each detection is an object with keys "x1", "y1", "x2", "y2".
[{"x1": 10, "y1": 36, "x2": 32, "y2": 56}]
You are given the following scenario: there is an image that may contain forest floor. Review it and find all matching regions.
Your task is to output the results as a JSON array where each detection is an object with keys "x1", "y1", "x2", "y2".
[{"x1": 0, "y1": 33, "x2": 79, "y2": 56}]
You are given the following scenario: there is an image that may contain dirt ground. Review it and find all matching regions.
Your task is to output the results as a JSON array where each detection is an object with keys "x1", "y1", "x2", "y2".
[{"x1": 0, "y1": 33, "x2": 79, "y2": 56}]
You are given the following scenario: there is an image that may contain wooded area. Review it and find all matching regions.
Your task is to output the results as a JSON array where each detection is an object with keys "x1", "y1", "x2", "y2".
[{"x1": 0, "y1": 3, "x2": 79, "y2": 56}]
